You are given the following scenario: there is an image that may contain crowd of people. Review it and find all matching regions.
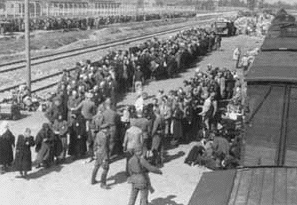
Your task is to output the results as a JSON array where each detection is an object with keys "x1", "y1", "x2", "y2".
[
  {"x1": 0, "y1": 12, "x2": 196, "y2": 33},
  {"x1": 0, "y1": 22, "x2": 247, "y2": 204}
]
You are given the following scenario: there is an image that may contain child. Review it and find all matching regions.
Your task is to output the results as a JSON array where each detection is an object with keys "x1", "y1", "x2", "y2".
[{"x1": 15, "y1": 128, "x2": 35, "y2": 179}]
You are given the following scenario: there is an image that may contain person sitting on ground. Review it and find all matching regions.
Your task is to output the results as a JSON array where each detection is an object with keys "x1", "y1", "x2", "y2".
[
  {"x1": 212, "y1": 132, "x2": 230, "y2": 168},
  {"x1": 184, "y1": 139, "x2": 206, "y2": 166}
]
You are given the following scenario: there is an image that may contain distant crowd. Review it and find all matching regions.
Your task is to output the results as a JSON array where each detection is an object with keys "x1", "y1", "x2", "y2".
[{"x1": 0, "y1": 12, "x2": 196, "y2": 33}]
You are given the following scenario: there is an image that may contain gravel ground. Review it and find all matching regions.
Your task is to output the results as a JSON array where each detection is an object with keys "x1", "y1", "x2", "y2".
[{"x1": 0, "y1": 34, "x2": 263, "y2": 205}]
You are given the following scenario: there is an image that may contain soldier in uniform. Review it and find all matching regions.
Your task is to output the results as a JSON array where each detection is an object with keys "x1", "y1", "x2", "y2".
[
  {"x1": 91, "y1": 123, "x2": 110, "y2": 189},
  {"x1": 127, "y1": 146, "x2": 162, "y2": 205},
  {"x1": 150, "y1": 107, "x2": 164, "y2": 167},
  {"x1": 102, "y1": 98, "x2": 118, "y2": 158},
  {"x1": 88, "y1": 104, "x2": 105, "y2": 163}
]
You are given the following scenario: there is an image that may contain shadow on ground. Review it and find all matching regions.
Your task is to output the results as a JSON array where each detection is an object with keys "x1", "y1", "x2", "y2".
[
  {"x1": 107, "y1": 171, "x2": 128, "y2": 186},
  {"x1": 163, "y1": 151, "x2": 185, "y2": 164},
  {"x1": 150, "y1": 195, "x2": 184, "y2": 205},
  {"x1": 26, "y1": 165, "x2": 63, "y2": 179}
]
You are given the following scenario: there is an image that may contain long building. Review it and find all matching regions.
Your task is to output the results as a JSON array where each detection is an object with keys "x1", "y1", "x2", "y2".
[
  {"x1": 0, "y1": 0, "x2": 121, "y2": 18},
  {"x1": 0, "y1": 0, "x2": 196, "y2": 18}
]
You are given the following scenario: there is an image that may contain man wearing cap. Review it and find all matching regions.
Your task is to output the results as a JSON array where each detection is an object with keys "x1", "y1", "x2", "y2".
[
  {"x1": 91, "y1": 123, "x2": 110, "y2": 189},
  {"x1": 102, "y1": 98, "x2": 118, "y2": 157},
  {"x1": 127, "y1": 146, "x2": 162, "y2": 205}
]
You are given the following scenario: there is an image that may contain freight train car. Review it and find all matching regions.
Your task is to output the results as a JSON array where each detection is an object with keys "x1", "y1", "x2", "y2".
[{"x1": 188, "y1": 9, "x2": 297, "y2": 205}]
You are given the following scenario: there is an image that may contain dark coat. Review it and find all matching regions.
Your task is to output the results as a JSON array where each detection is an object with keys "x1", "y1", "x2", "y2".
[
  {"x1": 172, "y1": 108, "x2": 184, "y2": 139},
  {"x1": 68, "y1": 114, "x2": 87, "y2": 156},
  {"x1": 0, "y1": 129, "x2": 15, "y2": 165},
  {"x1": 35, "y1": 125, "x2": 55, "y2": 163},
  {"x1": 14, "y1": 135, "x2": 35, "y2": 171}
]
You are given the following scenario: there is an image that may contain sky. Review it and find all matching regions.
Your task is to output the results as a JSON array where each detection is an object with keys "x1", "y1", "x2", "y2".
[{"x1": 264, "y1": 0, "x2": 297, "y2": 4}]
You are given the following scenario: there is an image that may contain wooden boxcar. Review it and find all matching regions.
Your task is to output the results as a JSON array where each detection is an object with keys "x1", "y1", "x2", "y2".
[{"x1": 188, "y1": 9, "x2": 297, "y2": 205}]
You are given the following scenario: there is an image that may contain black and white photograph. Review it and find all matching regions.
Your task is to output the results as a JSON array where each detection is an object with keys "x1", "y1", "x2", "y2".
[{"x1": 0, "y1": 0, "x2": 296, "y2": 204}]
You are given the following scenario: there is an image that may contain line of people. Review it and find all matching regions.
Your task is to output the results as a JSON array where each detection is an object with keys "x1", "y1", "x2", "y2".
[{"x1": 1, "y1": 12, "x2": 196, "y2": 33}]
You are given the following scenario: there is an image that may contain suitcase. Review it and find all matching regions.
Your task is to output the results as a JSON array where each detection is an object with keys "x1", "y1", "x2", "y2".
[{"x1": 0, "y1": 103, "x2": 21, "y2": 120}]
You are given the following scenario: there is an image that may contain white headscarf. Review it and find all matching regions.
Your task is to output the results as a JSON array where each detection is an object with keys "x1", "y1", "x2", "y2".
[{"x1": 0, "y1": 121, "x2": 9, "y2": 136}]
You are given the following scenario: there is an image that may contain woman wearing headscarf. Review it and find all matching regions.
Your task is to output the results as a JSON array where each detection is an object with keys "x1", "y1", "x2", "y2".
[
  {"x1": 15, "y1": 128, "x2": 35, "y2": 178},
  {"x1": 35, "y1": 123, "x2": 55, "y2": 168},
  {"x1": 0, "y1": 121, "x2": 15, "y2": 174}
]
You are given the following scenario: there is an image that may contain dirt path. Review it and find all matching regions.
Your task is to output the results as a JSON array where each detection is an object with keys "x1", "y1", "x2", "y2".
[{"x1": 0, "y1": 35, "x2": 263, "y2": 205}]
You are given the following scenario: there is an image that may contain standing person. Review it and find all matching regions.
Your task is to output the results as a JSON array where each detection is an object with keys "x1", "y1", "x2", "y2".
[
  {"x1": 198, "y1": 92, "x2": 215, "y2": 133},
  {"x1": 123, "y1": 119, "x2": 143, "y2": 175},
  {"x1": 233, "y1": 47, "x2": 241, "y2": 69},
  {"x1": 133, "y1": 65, "x2": 144, "y2": 93},
  {"x1": 160, "y1": 97, "x2": 172, "y2": 140},
  {"x1": 71, "y1": 92, "x2": 97, "y2": 131},
  {"x1": 91, "y1": 123, "x2": 110, "y2": 189},
  {"x1": 35, "y1": 123, "x2": 55, "y2": 168},
  {"x1": 150, "y1": 107, "x2": 164, "y2": 167},
  {"x1": 135, "y1": 92, "x2": 145, "y2": 114},
  {"x1": 0, "y1": 121, "x2": 15, "y2": 174},
  {"x1": 102, "y1": 98, "x2": 118, "y2": 158},
  {"x1": 67, "y1": 90, "x2": 81, "y2": 124},
  {"x1": 133, "y1": 111, "x2": 151, "y2": 158},
  {"x1": 171, "y1": 102, "x2": 184, "y2": 146},
  {"x1": 45, "y1": 97, "x2": 63, "y2": 124},
  {"x1": 14, "y1": 128, "x2": 35, "y2": 178},
  {"x1": 127, "y1": 146, "x2": 163, "y2": 205},
  {"x1": 88, "y1": 104, "x2": 105, "y2": 163},
  {"x1": 71, "y1": 92, "x2": 97, "y2": 158},
  {"x1": 68, "y1": 113, "x2": 87, "y2": 160},
  {"x1": 52, "y1": 115, "x2": 69, "y2": 163}
]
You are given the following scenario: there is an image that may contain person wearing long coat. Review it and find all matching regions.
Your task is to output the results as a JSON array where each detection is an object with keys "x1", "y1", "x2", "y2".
[
  {"x1": 0, "y1": 121, "x2": 15, "y2": 174},
  {"x1": 15, "y1": 128, "x2": 35, "y2": 178},
  {"x1": 171, "y1": 103, "x2": 184, "y2": 145},
  {"x1": 68, "y1": 113, "x2": 87, "y2": 159},
  {"x1": 35, "y1": 123, "x2": 55, "y2": 168}
]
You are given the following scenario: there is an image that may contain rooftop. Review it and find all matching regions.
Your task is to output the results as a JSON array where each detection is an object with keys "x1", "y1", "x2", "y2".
[{"x1": 245, "y1": 51, "x2": 297, "y2": 83}]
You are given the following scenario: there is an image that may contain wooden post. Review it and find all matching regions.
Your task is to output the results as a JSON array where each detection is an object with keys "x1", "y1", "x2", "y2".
[{"x1": 25, "y1": 0, "x2": 31, "y2": 94}]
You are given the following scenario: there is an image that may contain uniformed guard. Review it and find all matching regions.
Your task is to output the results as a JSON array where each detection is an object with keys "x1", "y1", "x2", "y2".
[
  {"x1": 91, "y1": 123, "x2": 110, "y2": 189},
  {"x1": 127, "y1": 146, "x2": 162, "y2": 205}
]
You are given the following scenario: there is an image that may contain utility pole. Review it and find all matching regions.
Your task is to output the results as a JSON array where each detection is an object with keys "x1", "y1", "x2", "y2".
[{"x1": 25, "y1": 0, "x2": 31, "y2": 94}]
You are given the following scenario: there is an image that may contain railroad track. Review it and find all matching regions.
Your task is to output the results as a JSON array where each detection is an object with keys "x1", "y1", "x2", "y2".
[
  {"x1": 0, "y1": 14, "x2": 220, "y2": 73},
  {"x1": 0, "y1": 12, "x2": 234, "y2": 97}
]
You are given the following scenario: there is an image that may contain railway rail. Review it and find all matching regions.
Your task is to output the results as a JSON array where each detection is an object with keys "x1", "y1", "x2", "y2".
[{"x1": 0, "y1": 12, "x2": 234, "y2": 97}]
